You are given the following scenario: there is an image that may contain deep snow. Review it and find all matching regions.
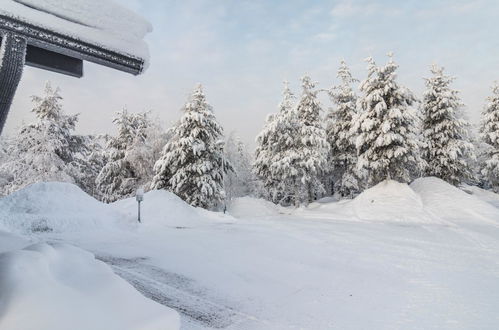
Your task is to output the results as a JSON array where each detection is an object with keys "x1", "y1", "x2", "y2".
[
  {"x1": 0, "y1": 243, "x2": 180, "y2": 330},
  {"x1": 1, "y1": 177, "x2": 499, "y2": 329}
]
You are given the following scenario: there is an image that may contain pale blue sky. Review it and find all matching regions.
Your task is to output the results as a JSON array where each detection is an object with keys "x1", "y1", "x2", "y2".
[{"x1": 6, "y1": 0, "x2": 499, "y2": 148}]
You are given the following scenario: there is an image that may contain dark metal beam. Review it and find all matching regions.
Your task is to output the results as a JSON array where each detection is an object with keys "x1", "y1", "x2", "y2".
[
  {"x1": 0, "y1": 33, "x2": 27, "y2": 134},
  {"x1": 0, "y1": 14, "x2": 145, "y2": 75},
  {"x1": 25, "y1": 44, "x2": 83, "y2": 78}
]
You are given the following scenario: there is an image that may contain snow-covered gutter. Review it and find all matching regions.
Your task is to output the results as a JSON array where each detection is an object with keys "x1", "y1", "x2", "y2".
[{"x1": 0, "y1": 0, "x2": 151, "y2": 135}]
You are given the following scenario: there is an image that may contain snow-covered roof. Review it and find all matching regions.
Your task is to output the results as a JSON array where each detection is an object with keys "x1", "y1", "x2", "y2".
[{"x1": 0, "y1": 0, "x2": 152, "y2": 73}]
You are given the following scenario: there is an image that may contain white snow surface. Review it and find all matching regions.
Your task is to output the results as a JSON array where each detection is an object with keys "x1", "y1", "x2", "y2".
[
  {"x1": 227, "y1": 196, "x2": 287, "y2": 218},
  {"x1": 0, "y1": 242, "x2": 180, "y2": 330},
  {"x1": 0, "y1": 0, "x2": 151, "y2": 63},
  {"x1": 1, "y1": 178, "x2": 499, "y2": 329},
  {"x1": 0, "y1": 182, "x2": 124, "y2": 234},
  {"x1": 411, "y1": 177, "x2": 499, "y2": 224}
]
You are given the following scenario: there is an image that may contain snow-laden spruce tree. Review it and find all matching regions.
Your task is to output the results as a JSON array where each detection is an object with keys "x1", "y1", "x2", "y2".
[
  {"x1": 151, "y1": 85, "x2": 226, "y2": 210},
  {"x1": 96, "y1": 109, "x2": 161, "y2": 202},
  {"x1": 325, "y1": 61, "x2": 361, "y2": 198},
  {"x1": 421, "y1": 65, "x2": 475, "y2": 186},
  {"x1": 353, "y1": 54, "x2": 420, "y2": 187},
  {"x1": 0, "y1": 82, "x2": 86, "y2": 196},
  {"x1": 254, "y1": 81, "x2": 303, "y2": 205},
  {"x1": 293, "y1": 76, "x2": 329, "y2": 204},
  {"x1": 479, "y1": 82, "x2": 499, "y2": 192},
  {"x1": 268, "y1": 81, "x2": 302, "y2": 205},
  {"x1": 225, "y1": 132, "x2": 255, "y2": 199}
]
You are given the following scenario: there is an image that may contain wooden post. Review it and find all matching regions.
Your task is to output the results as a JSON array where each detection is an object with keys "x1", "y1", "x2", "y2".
[{"x1": 0, "y1": 33, "x2": 27, "y2": 134}]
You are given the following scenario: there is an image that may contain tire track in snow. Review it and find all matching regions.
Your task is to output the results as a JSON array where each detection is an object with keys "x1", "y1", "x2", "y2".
[{"x1": 96, "y1": 255, "x2": 267, "y2": 329}]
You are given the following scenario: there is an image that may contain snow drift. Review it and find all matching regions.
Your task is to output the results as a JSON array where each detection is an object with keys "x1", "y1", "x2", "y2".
[
  {"x1": 411, "y1": 177, "x2": 499, "y2": 224},
  {"x1": 0, "y1": 243, "x2": 180, "y2": 330},
  {"x1": 349, "y1": 180, "x2": 440, "y2": 223},
  {"x1": 0, "y1": 182, "x2": 124, "y2": 234},
  {"x1": 113, "y1": 189, "x2": 235, "y2": 227}
]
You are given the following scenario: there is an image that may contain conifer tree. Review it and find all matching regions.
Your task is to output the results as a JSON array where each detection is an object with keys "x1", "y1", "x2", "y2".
[
  {"x1": 325, "y1": 61, "x2": 361, "y2": 198},
  {"x1": 293, "y1": 76, "x2": 329, "y2": 204},
  {"x1": 0, "y1": 82, "x2": 86, "y2": 196},
  {"x1": 268, "y1": 81, "x2": 302, "y2": 205},
  {"x1": 225, "y1": 132, "x2": 255, "y2": 199},
  {"x1": 353, "y1": 54, "x2": 420, "y2": 187},
  {"x1": 96, "y1": 109, "x2": 156, "y2": 202},
  {"x1": 421, "y1": 65, "x2": 475, "y2": 186},
  {"x1": 254, "y1": 81, "x2": 300, "y2": 204},
  {"x1": 151, "y1": 85, "x2": 226, "y2": 210},
  {"x1": 479, "y1": 82, "x2": 499, "y2": 192}
]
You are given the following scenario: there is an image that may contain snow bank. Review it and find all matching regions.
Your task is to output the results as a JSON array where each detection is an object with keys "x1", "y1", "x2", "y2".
[
  {"x1": 350, "y1": 180, "x2": 440, "y2": 223},
  {"x1": 228, "y1": 196, "x2": 286, "y2": 218},
  {"x1": 112, "y1": 189, "x2": 234, "y2": 227},
  {"x1": 0, "y1": 243, "x2": 180, "y2": 330},
  {"x1": 461, "y1": 184, "x2": 499, "y2": 208},
  {"x1": 411, "y1": 177, "x2": 499, "y2": 224},
  {"x1": 1, "y1": 0, "x2": 151, "y2": 63},
  {"x1": 0, "y1": 182, "x2": 123, "y2": 234}
]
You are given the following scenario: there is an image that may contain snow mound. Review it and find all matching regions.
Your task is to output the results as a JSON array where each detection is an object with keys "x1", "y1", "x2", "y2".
[
  {"x1": 411, "y1": 177, "x2": 499, "y2": 224},
  {"x1": 461, "y1": 184, "x2": 499, "y2": 208},
  {"x1": 0, "y1": 243, "x2": 180, "y2": 330},
  {"x1": 112, "y1": 189, "x2": 234, "y2": 227},
  {"x1": 0, "y1": 182, "x2": 123, "y2": 234},
  {"x1": 350, "y1": 180, "x2": 440, "y2": 223},
  {"x1": 228, "y1": 196, "x2": 285, "y2": 218}
]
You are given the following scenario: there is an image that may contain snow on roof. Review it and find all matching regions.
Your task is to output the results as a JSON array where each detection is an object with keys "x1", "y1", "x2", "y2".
[{"x1": 0, "y1": 0, "x2": 152, "y2": 67}]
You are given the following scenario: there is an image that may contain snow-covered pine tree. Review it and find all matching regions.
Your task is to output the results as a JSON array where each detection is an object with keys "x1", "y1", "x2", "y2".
[
  {"x1": 96, "y1": 109, "x2": 159, "y2": 202},
  {"x1": 254, "y1": 81, "x2": 302, "y2": 205},
  {"x1": 268, "y1": 81, "x2": 302, "y2": 205},
  {"x1": 151, "y1": 85, "x2": 226, "y2": 210},
  {"x1": 293, "y1": 76, "x2": 329, "y2": 205},
  {"x1": 253, "y1": 112, "x2": 278, "y2": 201},
  {"x1": 479, "y1": 82, "x2": 499, "y2": 192},
  {"x1": 353, "y1": 54, "x2": 420, "y2": 187},
  {"x1": 325, "y1": 60, "x2": 361, "y2": 198},
  {"x1": 0, "y1": 82, "x2": 86, "y2": 196},
  {"x1": 225, "y1": 132, "x2": 255, "y2": 199},
  {"x1": 421, "y1": 65, "x2": 475, "y2": 186}
]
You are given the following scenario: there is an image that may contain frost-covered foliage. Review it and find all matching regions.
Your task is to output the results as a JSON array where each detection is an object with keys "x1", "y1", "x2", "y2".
[
  {"x1": 96, "y1": 109, "x2": 165, "y2": 202},
  {"x1": 421, "y1": 65, "x2": 475, "y2": 186},
  {"x1": 479, "y1": 82, "x2": 499, "y2": 192},
  {"x1": 353, "y1": 54, "x2": 420, "y2": 187},
  {"x1": 0, "y1": 137, "x2": 11, "y2": 191},
  {"x1": 325, "y1": 61, "x2": 361, "y2": 198},
  {"x1": 293, "y1": 76, "x2": 330, "y2": 204},
  {"x1": 225, "y1": 132, "x2": 255, "y2": 199},
  {"x1": 151, "y1": 85, "x2": 226, "y2": 210},
  {"x1": 0, "y1": 82, "x2": 86, "y2": 196},
  {"x1": 254, "y1": 81, "x2": 302, "y2": 205}
]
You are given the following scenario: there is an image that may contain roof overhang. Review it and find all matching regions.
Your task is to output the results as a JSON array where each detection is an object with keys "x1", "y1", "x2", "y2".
[{"x1": 0, "y1": 14, "x2": 145, "y2": 76}]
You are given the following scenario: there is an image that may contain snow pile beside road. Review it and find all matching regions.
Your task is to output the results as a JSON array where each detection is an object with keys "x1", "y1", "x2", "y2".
[
  {"x1": 113, "y1": 189, "x2": 234, "y2": 227},
  {"x1": 228, "y1": 196, "x2": 286, "y2": 218},
  {"x1": 461, "y1": 184, "x2": 499, "y2": 208},
  {"x1": 0, "y1": 243, "x2": 180, "y2": 330},
  {"x1": 0, "y1": 182, "x2": 123, "y2": 234},
  {"x1": 350, "y1": 180, "x2": 440, "y2": 223},
  {"x1": 411, "y1": 177, "x2": 499, "y2": 224}
]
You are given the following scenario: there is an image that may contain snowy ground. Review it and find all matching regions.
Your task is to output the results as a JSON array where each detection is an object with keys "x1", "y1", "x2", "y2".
[{"x1": 1, "y1": 178, "x2": 499, "y2": 329}]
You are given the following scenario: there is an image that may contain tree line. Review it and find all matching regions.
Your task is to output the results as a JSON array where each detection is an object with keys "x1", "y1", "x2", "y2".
[{"x1": 0, "y1": 53, "x2": 498, "y2": 209}]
